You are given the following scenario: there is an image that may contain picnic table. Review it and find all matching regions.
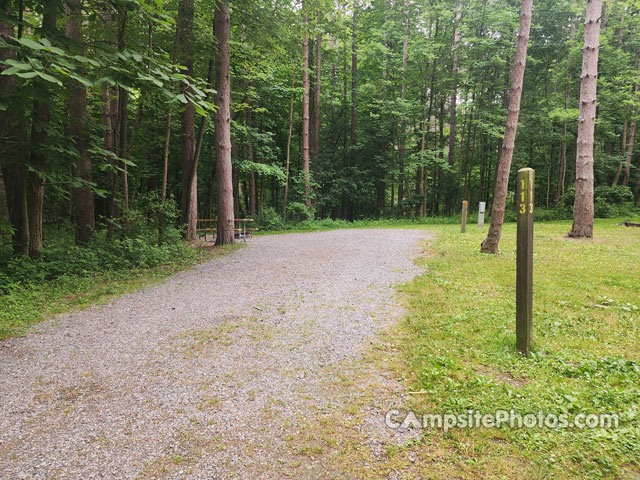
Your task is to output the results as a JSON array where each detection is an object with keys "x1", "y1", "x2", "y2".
[{"x1": 196, "y1": 218, "x2": 258, "y2": 242}]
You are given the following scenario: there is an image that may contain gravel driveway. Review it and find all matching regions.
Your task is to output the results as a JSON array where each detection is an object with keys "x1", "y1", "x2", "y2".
[{"x1": 0, "y1": 229, "x2": 429, "y2": 479}]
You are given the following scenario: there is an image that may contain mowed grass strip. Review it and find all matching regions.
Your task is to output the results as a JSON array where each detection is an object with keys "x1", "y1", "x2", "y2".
[{"x1": 400, "y1": 219, "x2": 640, "y2": 479}]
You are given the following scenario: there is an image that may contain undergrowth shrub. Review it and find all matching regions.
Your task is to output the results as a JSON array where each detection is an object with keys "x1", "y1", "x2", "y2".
[{"x1": 0, "y1": 195, "x2": 197, "y2": 294}]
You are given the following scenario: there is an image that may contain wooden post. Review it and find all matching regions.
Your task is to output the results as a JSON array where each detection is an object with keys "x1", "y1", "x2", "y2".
[
  {"x1": 516, "y1": 168, "x2": 534, "y2": 356},
  {"x1": 478, "y1": 201, "x2": 486, "y2": 228},
  {"x1": 461, "y1": 200, "x2": 468, "y2": 233}
]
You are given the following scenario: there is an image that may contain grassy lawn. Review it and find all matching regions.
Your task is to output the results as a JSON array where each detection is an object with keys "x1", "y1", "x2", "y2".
[
  {"x1": 0, "y1": 242, "x2": 243, "y2": 339},
  {"x1": 396, "y1": 219, "x2": 640, "y2": 479}
]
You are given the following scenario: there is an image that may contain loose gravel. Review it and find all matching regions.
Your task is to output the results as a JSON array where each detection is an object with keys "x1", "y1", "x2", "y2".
[{"x1": 0, "y1": 229, "x2": 429, "y2": 479}]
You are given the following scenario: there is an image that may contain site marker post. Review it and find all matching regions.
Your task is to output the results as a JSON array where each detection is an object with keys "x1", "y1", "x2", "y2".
[{"x1": 516, "y1": 168, "x2": 534, "y2": 356}]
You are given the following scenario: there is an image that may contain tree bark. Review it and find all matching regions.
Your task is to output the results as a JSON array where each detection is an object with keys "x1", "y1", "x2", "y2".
[
  {"x1": 26, "y1": 0, "x2": 57, "y2": 258},
  {"x1": 66, "y1": 0, "x2": 95, "y2": 245},
  {"x1": 0, "y1": 4, "x2": 29, "y2": 254},
  {"x1": 283, "y1": 68, "x2": 296, "y2": 219},
  {"x1": 177, "y1": 0, "x2": 197, "y2": 240},
  {"x1": 313, "y1": 10, "x2": 321, "y2": 171},
  {"x1": 397, "y1": 5, "x2": 409, "y2": 216},
  {"x1": 214, "y1": 0, "x2": 234, "y2": 245},
  {"x1": 568, "y1": 0, "x2": 602, "y2": 239},
  {"x1": 246, "y1": 103, "x2": 256, "y2": 217},
  {"x1": 349, "y1": 5, "x2": 358, "y2": 220},
  {"x1": 302, "y1": 9, "x2": 311, "y2": 209},
  {"x1": 448, "y1": 2, "x2": 462, "y2": 169},
  {"x1": 481, "y1": 0, "x2": 533, "y2": 254}
]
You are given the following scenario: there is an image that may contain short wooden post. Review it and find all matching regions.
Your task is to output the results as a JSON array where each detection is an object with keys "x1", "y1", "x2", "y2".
[
  {"x1": 516, "y1": 168, "x2": 534, "y2": 356},
  {"x1": 478, "y1": 202, "x2": 486, "y2": 228},
  {"x1": 460, "y1": 201, "x2": 468, "y2": 233}
]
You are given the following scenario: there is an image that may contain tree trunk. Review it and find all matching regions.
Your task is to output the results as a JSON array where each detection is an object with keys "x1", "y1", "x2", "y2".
[
  {"x1": 0, "y1": 5, "x2": 29, "y2": 254},
  {"x1": 26, "y1": 0, "x2": 57, "y2": 258},
  {"x1": 246, "y1": 103, "x2": 256, "y2": 217},
  {"x1": 612, "y1": 105, "x2": 629, "y2": 187},
  {"x1": 480, "y1": 0, "x2": 533, "y2": 254},
  {"x1": 448, "y1": 2, "x2": 462, "y2": 169},
  {"x1": 214, "y1": 0, "x2": 234, "y2": 245},
  {"x1": 177, "y1": 0, "x2": 197, "y2": 240},
  {"x1": 313, "y1": 10, "x2": 321, "y2": 171},
  {"x1": 622, "y1": 116, "x2": 637, "y2": 186},
  {"x1": 302, "y1": 10, "x2": 311, "y2": 209},
  {"x1": 568, "y1": 0, "x2": 602, "y2": 239},
  {"x1": 397, "y1": 6, "x2": 409, "y2": 216},
  {"x1": 349, "y1": 6, "x2": 358, "y2": 220},
  {"x1": 283, "y1": 68, "x2": 296, "y2": 219},
  {"x1": 66, "y1": 0, "x2": 95, "y2": 245}
]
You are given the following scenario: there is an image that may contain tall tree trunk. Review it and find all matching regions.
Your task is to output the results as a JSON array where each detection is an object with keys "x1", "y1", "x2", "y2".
[
  {"x1": 185, "y1": 56, "x2": 215, "y2": 221},
  {"x1": 568, "y1": 0, "x2": 602, "y2": 239},
  {"x1": 313, "y1": 10, "x2": 321, "y2": 170},
  {"x1": 397, "y1": 6, "x2": 409, "y2": 216},
  {"x1": 246, "y1": 103, "x2": 256, "y2": 217},
  {"x1": 619, "y1": 65, "x2": 639, "y2": 187},
  {"x1": 481, "y1": 0, "x2": 533, "y2": 254},
  {"x1": 379, "y1": 31, "x2": 389, "y2": 217},
  {"x1": 445, "y1": 3, "x2": 462, "y2": 215},
  {"x1": 302, "y1": 10, "x2": 311, "y2": 209},
  {"x1": 103, "y1": 86, "x2": 120, "y2": 240},
  {"x1": 349, "y1": 5, "x2": 358, "y2": 220},
  {"x1": 177, "y1": 0, "x2": 197, "y2": 240},
  {"x1": 283, "y1": 68, "x2": 296, "y2": 219},
  {"x1": 448, "y1": 2, "x2": 462, "y2": 169},
  {"x1": 117, "y1": 10, "x2": 129, "y2": 231},
  {"x1": 622, "y1": 116, "x2": 637, "y2": 186},
  {"x1": 214, "y1": 0, "x2": 234, "y2": 245},
  {"x1": 612, "y1": 104, "x2": 630, "y2": 187},
  {"x1": 26, "y1": 0, "x2": 57, "y2": 258},
  {"x1": 66, "y1": 0, "x2": 95, "y2": 245},
  {"x1": 557, "y1": 2, "x2": 576, "y2": 200},
  {"x1": 0, "y1": 4, "x2": 29, "y2": 254}
]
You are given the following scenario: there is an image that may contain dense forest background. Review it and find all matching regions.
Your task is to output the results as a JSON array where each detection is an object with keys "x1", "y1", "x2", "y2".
[{"x1": 0, "y1": 0, "x2": 639, "y2": 267}]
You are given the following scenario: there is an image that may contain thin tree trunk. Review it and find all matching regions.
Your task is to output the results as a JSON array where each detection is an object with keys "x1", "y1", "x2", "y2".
[
  {"x1": 185, "y1": 56, "x2": 215, "y2": 220},
  {"x1": 568, "y1": 0, "x2": 602, "y2": 239},
  {"x1": 622, "y1": 116, "x2": 637, "y2": 186},
  {"x1": 612, "y1": 105, "x2": 630, "y2": 187},
  {"x1": 26, "y1": 0, "x2": 57, "y2": 258},
  {"x1": 283, "y1": 68, "x2": 296, "y2": 219},
  {"x1": 247, "y1": 102, "x2": 256, "y2": 217},
  {"x1": 66, "y1": 0, "x2": 95, "y2": 245},
  {"x1": 379, "y1": 31, "x2": 389, "y2": 217},
  {"x1": 161, "y1": 112, "x2": 172, "y2": 203},
  {"x1": 397, "y1": 6, "x2": 409, "y2": 216},
  {"x1": 620, "y1": 66, "x2": 639, "y2": 186},
  {"x1": 313, "y1": 10, "x2": 321, "y2": 171},
  {"x1": 349, "y1": 5, "x2": 358, "y2": 220},
  {"x1": 214, "y1": 0, "x2": 234, "y2": 245},
  {"x1": 481, "y1": 0, "x2": 533, "y2": 254},
  {"x1": 177, "y1": 0, "x2": 197, "y2": 240},
  {"x1": 302, "y1": 9, "x2": 311, "y2": 209},
  {"x1": 0, "y1": 5, "x2": 29, "y2": 254},
  {"x1": 448, "y1": 2, "x2": 462, "y2": 169}
]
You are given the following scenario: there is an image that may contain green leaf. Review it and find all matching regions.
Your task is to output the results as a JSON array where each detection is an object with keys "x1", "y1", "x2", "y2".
[
  {"x1": 38, "y1": 72, "x2": 62, "y2": 85},
  {"x1": 17, "y1": 38, "x2": 44, "y2": 50},
  {"x1": 16, "y1": 71, "x2": 38, "y2": 79},
  {"x1": 1, "y1": 66, "x2": 28, "y2": 76},
  {"x1": 4, "y1": 59, "x2": 30, "y2": 69}
]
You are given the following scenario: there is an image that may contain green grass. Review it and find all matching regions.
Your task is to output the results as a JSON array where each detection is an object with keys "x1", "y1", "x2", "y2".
[
  {"x1": 399, "y1": 218, "x2": 640, "y2": 479},
  {"x1": 0, "y1": 242, "x2": 243, "y2": 339}
]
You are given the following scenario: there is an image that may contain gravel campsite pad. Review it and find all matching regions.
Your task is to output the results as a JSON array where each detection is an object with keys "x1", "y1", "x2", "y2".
[{"x1": 0, "y1": 229, "x2": 429, "y2": 479}]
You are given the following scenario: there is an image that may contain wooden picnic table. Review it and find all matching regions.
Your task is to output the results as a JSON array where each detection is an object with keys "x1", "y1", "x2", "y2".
[{"x1": 196, "y1": 218, "x2": 258, "y2": 242}]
